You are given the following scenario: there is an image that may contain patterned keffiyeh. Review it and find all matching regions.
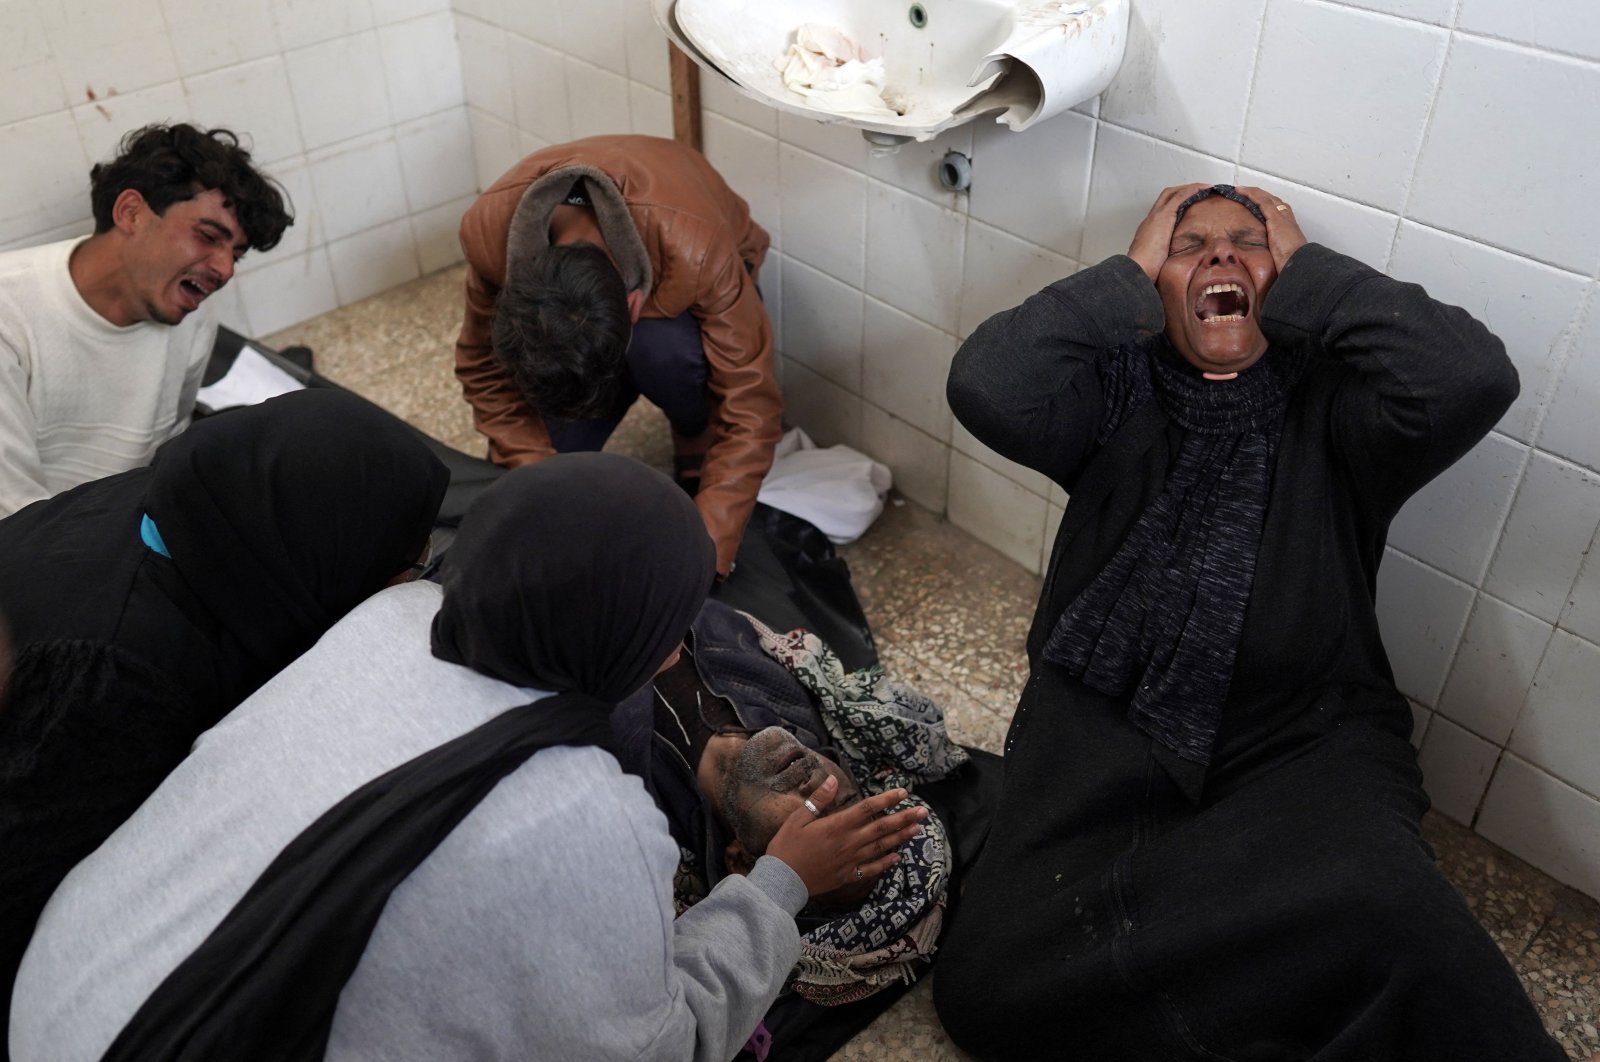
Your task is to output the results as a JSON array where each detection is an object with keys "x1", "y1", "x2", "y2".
[{"x1": 749, "y1": 616, "x2": 967, "y2": 1004}]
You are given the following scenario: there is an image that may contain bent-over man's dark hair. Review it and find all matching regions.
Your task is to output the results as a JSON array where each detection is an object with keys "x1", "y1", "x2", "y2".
[
  {"x1": 89, "y1": 124, "x2": 293, "y2": 253},
  {"x1": 492, "y1": 242, "x2": 632, "y2": 420}
]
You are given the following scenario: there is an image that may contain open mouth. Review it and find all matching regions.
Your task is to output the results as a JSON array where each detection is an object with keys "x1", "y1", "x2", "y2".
[
  {"x1": 1194, "y1": 282, "x2": 1250, "y2": 324},
  {"x1": 178, "y1": 278, "x2": 212, "y2": 308}
]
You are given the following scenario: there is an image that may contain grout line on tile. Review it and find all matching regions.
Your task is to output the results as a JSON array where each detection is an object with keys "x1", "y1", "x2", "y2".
[
  {"x1": 1231, "y1": 0, "x2": 1272, "y2": 164},
  {"x1": 1387, "y1": 11, "x2": 1460, "y2": 264}
]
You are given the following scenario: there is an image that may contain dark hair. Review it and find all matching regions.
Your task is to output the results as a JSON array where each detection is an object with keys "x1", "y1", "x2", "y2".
[
  {"x1": 89, "y1": 124, "x2": 293, "y2": 252},
  {"x1": 491, "y1": 242, "x2": 633, "y2": 420}
]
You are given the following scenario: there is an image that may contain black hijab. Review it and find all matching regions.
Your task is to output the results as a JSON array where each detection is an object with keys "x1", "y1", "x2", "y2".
[
  {"x1": 145, "y1": 389, "x2": 450, "y2": 675},
  {"x1": 433, "y1": 452, "x2": 717, "y2": 699},
  {"x1": 103, "y1": 454, "x2": 716, "y2": 1062}
]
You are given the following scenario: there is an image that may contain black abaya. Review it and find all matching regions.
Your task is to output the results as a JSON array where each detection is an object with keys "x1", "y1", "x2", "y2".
[{"x1": 932, "y1": 246, "x2": 1563, "y2": 1060}]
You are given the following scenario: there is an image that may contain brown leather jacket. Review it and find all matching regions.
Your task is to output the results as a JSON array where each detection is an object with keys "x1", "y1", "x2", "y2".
[{"x1": 455, "y1": 135, "x2": 782, "y2": 576}]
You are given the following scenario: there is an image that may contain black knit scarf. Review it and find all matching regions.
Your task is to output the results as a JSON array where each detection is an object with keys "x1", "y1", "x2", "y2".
[{"x1": 1042, "y1": 340, "x2": 1304, "y2": 765}]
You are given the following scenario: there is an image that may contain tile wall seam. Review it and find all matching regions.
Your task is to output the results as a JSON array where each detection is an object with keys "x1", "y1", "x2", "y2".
[
  {"x1": 1449, "y1": 26, "x2": 1600, "y2": 70},
  {"x1": 1553, "y1": 520, "x2": 1600, "y2": 637},
  {"x1": 1387, "y1": 7, "x2": 1460, "y2": 264},
  {"x1": 1231, "y1": 0, "x2": 1272, "y2": 165},
  {"x1": 1434, "y1": 607, "x2": 1553, "y2": 750},
  {"x1": 1503, "y1": 750, "x2": 1600, "y2": 807},
  {"x1": 1397, "y1": 216, "x2": 1600, "y2": 279},
  {"x1": 1302, "y1": 0, "x2": 1451, "y2": 30},
  {"x1": 1092, "y1": 119, "x2": 1234, "y2": 183},
  {"x1": 1530, "y1": 280, "x2": 1600, "y2": 452},
  {"x1": 1467, "y1": 745, "x2": 1507, "y2": 829}
]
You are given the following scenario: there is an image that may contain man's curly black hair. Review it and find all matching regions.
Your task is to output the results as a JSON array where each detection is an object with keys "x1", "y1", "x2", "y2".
[{"x1": 89, "y1": 124, "x2": 293, "y2": 252}]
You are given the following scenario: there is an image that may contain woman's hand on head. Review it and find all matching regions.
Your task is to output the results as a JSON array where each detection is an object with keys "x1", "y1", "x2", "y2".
[
  {"x1": 1127, "y1": 183, "x2": 1210, "y2": 283},
  {"x1": 764, "y1": 778, "x2": 929, "y2": 898},
  {"x1": 1234, "y1": 186, "x2": 1308, "y2": 273}
]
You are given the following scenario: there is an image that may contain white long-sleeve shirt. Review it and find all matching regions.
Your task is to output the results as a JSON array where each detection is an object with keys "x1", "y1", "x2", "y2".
[
  {"x1": 0, "y1": 238, "x2": 212, "y2": 517},
  {"x1": 11, "y1": 581, "x2": 805, "y2": 1062}
]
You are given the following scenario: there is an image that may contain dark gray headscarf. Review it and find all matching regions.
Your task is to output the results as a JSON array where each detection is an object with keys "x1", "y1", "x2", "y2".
[
  {"x1": 1173, "y1": 184, "x2": 1268, "y2": 226},
  {"x1": 432, "y1": 452, "x2": 716, "y2": 700}
]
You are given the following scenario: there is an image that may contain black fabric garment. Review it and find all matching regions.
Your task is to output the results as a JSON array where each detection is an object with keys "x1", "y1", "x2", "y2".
[
  {"x1": 107, "y1": 452, "x2": 714, "y2": 1062},
  {"x1": 432, "y1": 454, "x2": 716, "y2": 699},
  {"x1": 935, "y1": 246, "x2": 1561, "y2": 1059},
  {"x1": 714, "y1": 502, "x2": 879, "y2": 671},
  {"x1": 99, "y1": 694, "x2": 615, "y2": 1062},
  {"x1": 0, "y1": 389, "x2": 447, "y2": 1052},
  {"x1": 1042, "y1": 337, "x2": 1304, "y2": 769},
  {"x1": 145, "y1": 388, "x2": 449, "y2": 691}
]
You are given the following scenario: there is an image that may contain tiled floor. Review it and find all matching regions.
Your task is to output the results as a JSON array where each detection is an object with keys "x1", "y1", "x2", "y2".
[{"x1": 267, "y1": 266, "x2": 1600, "y2": 1061}]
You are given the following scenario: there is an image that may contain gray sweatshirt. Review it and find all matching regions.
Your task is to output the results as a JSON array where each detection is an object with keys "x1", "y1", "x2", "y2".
[{"x1": 10, "y1": 581, "x2": 806, "y2": 1062}]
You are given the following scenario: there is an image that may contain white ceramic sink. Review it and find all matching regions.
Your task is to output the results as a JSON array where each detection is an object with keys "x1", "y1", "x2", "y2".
[{"x1": 653, "y1": 0, "x2": 1129, "y2": 142}]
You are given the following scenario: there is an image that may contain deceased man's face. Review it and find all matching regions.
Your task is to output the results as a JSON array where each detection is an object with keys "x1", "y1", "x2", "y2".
[{"x1": 1157, "y1": 197, "x2": 1278, "y2": 376}]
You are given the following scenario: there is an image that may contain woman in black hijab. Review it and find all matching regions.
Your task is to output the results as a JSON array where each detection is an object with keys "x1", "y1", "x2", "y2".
[{"x1": 0, "y1": 388, "x2": 449, "y2": 1034}]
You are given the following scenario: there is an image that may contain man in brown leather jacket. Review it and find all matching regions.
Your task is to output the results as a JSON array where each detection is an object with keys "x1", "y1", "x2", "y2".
[{"x1": 455, "y1": 134, "x2": 782, "y2": 578}]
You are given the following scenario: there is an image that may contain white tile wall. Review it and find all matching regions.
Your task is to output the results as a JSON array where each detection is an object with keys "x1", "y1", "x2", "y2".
[
  {"x1": 781, "y1": 359, "x2": 861, "y2": 451},
  {"x1": 1508, "y1": 632, "x2": 1600, "y2": 798},
  {"x1": 948, "y1": 452, "x2": 1049, "y2": 571},
  {"x1": 1376, "y1": 550, "x2": 1478, "y2": 705},
  {"x1": 1098, "y1": 0, "x2": 1266, "y2": 160},
  {"x1": 327, "y1": 215, "x2": 421, "y2": 303},
  {"x1": 782, "y1": 259, "x2": 863, "y2": 393},
  {"x1": 308, "y1": 131, "x2": 409, "y2": 242},
  {"x1": 1565, "y1": 548, "x2": 1600, "y2": 646},
  {"x1": 0, "y1": 1, "x2": 69, "y2": 128},
  {"x1": 40, "y1": 0, "x2": 181, "y2": 101},
  {"x1": 285, "y1": 31, "x2": 392, "y2": 150},
  {"x1": 1484, "y1": 453, "x2": 1600, "y2": 622},
  {"x1": 864, "y1": 182, "x2": 966, "y2": 334},
  {"x1": 160, "y1": 0, "x2": 281, "y2": 78},
  {"x1": 1457, "y1": 0, "x2": 1600, "y2": 68},
  {"x1": 628, "y1": 83, "x2": 672, "y2": 140},
  {"x1": 1407, "y1": 36, "x2": 1600, "y2": 274},
  {"x1": 967, "y1": 112, "x2": 1093, "y2": 260},
  {"x1": 1387, "y1": 432, "x2": 1525, "y2": 582},
  {"x1": 1242, "y1": 0, "x2": 1446, "y2": 211},
  {"x1": 1387, "y1": 222, "x2": 1591, "y2": 441},
  {"x1": 861, "y1": 405, "x2": 950, "y2": 513},
  {"x1": 862, "y1": 298, "x2": 956, "y2": 440},
  {"x1": 1417, "y1": 715, "x2": 1502, "y2": 824},
  {"x1": 1478, "y1": 755, "x2": 1600, "y2": 898},
  {"x1": 779, "y1": 146, "x2": 866, "y2": 286},
  {"x1": 958, "y1": 222, "x2": 1075, "y2": 340},
  {"x1": 564, "y1": 59, "x2": 632, "y2": 137},
  {"x1": 701, "y1": 115, "x2": 779, "y2": 244},
  {"x1": 1437, "y1": 594, "x2": 1552, "y2": 744},
  {"x1": 379, "y1": 13, "x2": 465, "y2": 124},
  {"x1": 1539, "y1": 290, "x2": 1600, "y2": 473}
]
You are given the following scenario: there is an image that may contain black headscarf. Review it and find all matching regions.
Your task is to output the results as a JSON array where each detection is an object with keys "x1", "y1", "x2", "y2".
[
  {"x1": 103, "y1": 454, "x2": 716, "y2": 1062},
  {"x1": 1173, "y1": 183, "x2": 1269, "y2": 226},
  {"x1": 433, "y1": 452, "x2": 717, "y2": 699},
  {"x1": 146, "y1": 389, "x2": 450, "y2": 677}
]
